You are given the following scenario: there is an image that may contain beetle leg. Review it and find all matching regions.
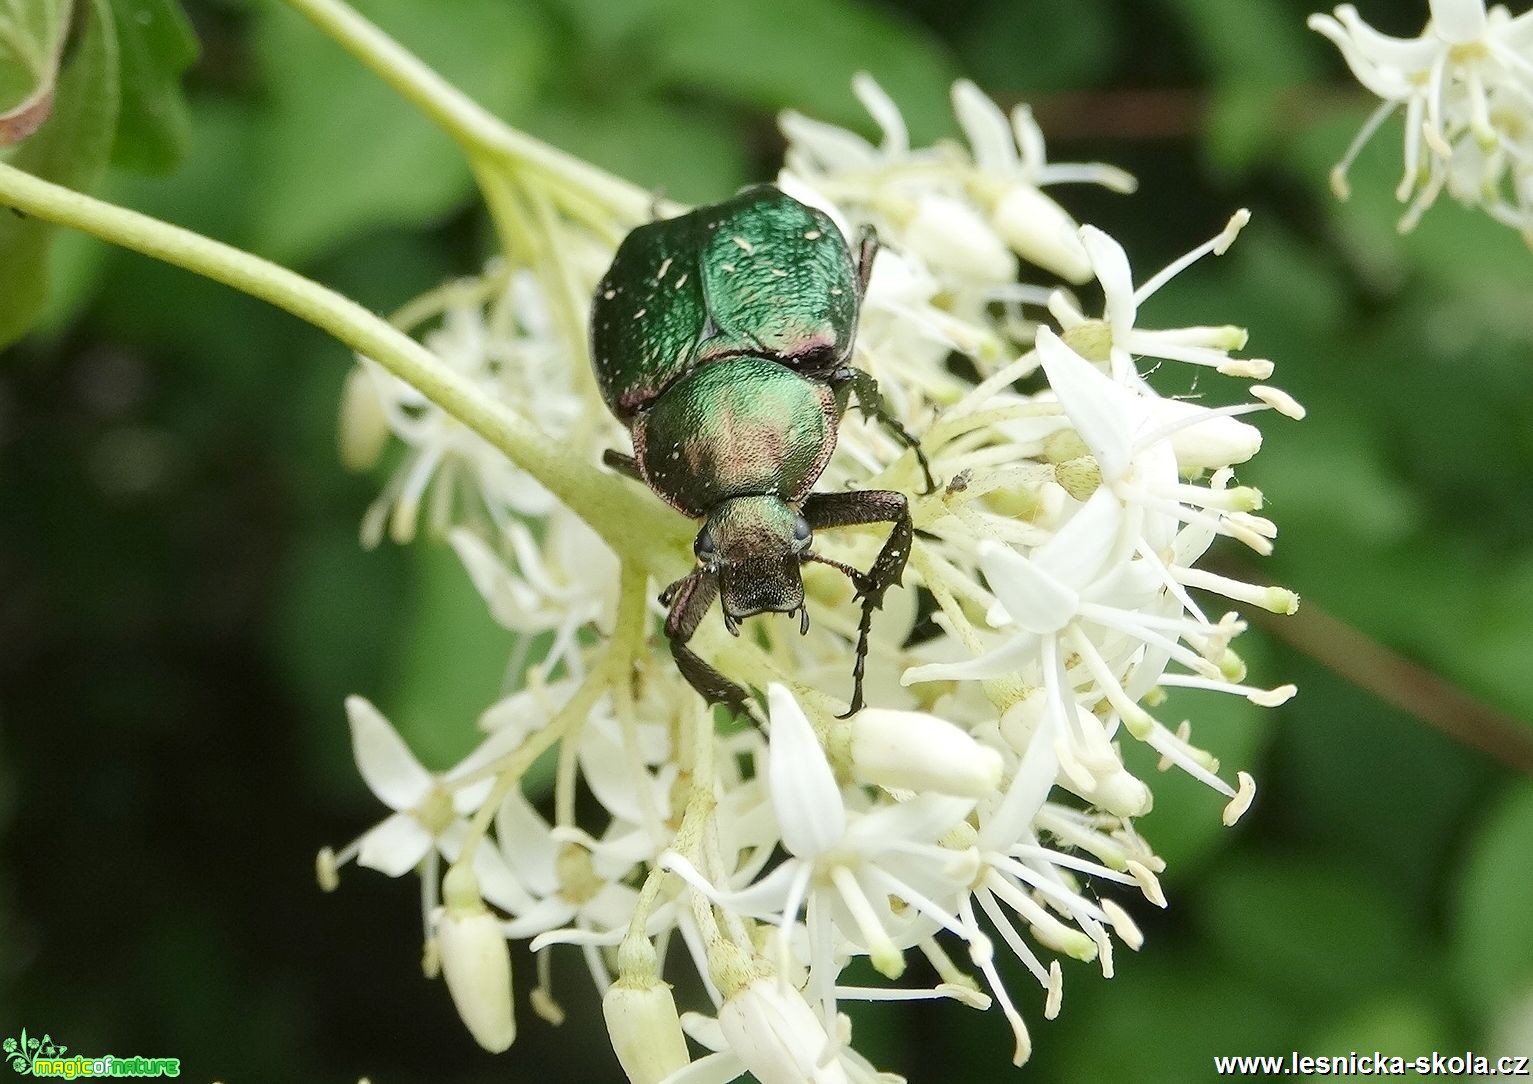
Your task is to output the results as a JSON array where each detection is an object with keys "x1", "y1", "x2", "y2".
[
  {"x1": 664, "y1": 568, "x2": 748, "y2": 709},
  {"x1": 602, "y1": 449, "x2": 642, "y2": 482},
  {"x1": 802, "y1": 490, "x2": 912, "y2": 717},
  {"x1": 838, "y1": 368, "x2": 937, "y2": 495},
  {"x1": 855, "y1": 223, "x2": 880, "y2": 299}
]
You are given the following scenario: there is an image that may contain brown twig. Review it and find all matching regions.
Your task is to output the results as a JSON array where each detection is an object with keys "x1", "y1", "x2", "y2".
[
  {"x1": 1245, "y1": 592, "x2": 1533, "y2": 777},
  {"x1": 1025, "y1": 84, "x2": 1365, "y2": 142}
]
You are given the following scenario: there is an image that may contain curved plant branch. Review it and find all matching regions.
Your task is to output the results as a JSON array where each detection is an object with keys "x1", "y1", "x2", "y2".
[{"x1": 0, "y1": 160, "x2": 691, "y2": 571}]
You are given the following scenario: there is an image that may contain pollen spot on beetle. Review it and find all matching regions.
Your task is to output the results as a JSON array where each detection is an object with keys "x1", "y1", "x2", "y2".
[
  {"x1": 830, "y1": 288, "x2": 843, "y2": 296},
  {"x1": 721, "y1": 263, "x2": 736, "y2": 274},
  {"x1": 635, "y1": 308, "x2": 647, "y2": 319},
  {"x1": 771, "y1": 268, "x2": 788, "y2": 278},
  {"x1": 731, "y1": 236, "x2": 755, "y2": 254},
  {"x1": 675, "y1": 274, "x2": 688, "y2": 287},
  {"x1": 804, "y1": 229, "x2": 822, "y2": 240},
  {"x1": 656, "y1": 256, "x2": 673, "y2": 279},
  {"x1": 603, "y1": 289, "x2": 616, "y2": 300}
]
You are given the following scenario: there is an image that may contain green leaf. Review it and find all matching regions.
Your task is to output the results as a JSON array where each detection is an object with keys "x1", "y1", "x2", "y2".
[
  {"x1": 1160, "y1": 0, "x2": 1321, "y2": 88},
  {"x1": 1452, "y1": 782, "x2": 1533, "y2": 1021},
  {"x1": 0, "y1": 0, "x2": 119, "y2": 348},
  {"x1": 1271, "y1": 656, "x2": 1488, "y2": 907},
  {"x1": 1159, "y1": 0, "x2": 1323, "y2": 174},
  {"x1": 955, "y1": 0, "x2": 1114, "y2": 95},
  {"x1": 1041, "y1": 955, "x2": 1298, "y2": 1084},
  {"x1": 387, "y1": 542, "x2": 517, "y2": 770},
  {"x1": 107, "y1": 0, "x2": 198, "y2": 173},
  {"x1": 1306, "y1": 995, "x2": 1455, "y2": 1060},
  {"x1": 529, "y1": 95, "x2": 748, "y2": 206},
  {"x1": 1199, "y1": 852, "x2": 1425, "y2": 1008},
  {"x1": 649, "y1": 0, "x2": 958, "y2": 143},
  {"x1": 249, "y1": 0, "x2": 550, "y2": 263},
  {"x1": 0, "y1": 0, "x2": 73, "y2": 142}
]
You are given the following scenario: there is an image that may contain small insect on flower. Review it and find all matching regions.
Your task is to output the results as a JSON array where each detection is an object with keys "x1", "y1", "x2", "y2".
[{"x1": 590, "y1": 185, "x2": 937, "y2": 715}]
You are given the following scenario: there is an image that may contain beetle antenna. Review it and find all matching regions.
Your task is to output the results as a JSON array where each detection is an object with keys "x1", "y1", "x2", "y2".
[{"x1": 804, "y1": 551, "x2": 863, "y2": 585}]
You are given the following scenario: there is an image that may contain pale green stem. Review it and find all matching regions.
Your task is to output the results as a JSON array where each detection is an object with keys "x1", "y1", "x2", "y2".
[
  {"x1": 278, "y1": 0, "x2": 655, "y2": 223},
  {"x1": 615, "y1": 703, "x2": 716, "y2": 979},
  {"x1": 0, "y1": 161, "x2": 692, "y2": 567},
  {"x1": 387, "y1": 266, "x2": 511, "y2": 334},
  {"x1": 455, "y1": 661, "x2": 611, "y2": 864},
  {"x1": 609, "y1": 568, "x2": 666, "y2": 840}
]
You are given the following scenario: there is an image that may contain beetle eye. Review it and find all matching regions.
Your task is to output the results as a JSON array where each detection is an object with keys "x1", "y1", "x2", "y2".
[
  {"x1": 792, "y1": 515, "x2": 812, "y2": 545},
  {"x1": 694, "y1": 530, "x2": 716, "y2": 561}
]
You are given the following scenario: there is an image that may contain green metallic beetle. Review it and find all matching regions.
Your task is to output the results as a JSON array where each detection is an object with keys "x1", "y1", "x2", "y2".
[{"x1": 591, "y1": 185, "x2": 933, "y2": 716}]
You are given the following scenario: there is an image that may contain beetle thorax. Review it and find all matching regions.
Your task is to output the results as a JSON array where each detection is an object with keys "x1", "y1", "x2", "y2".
[
  {"x1": 702, "y1": 495, "x2": 811, "y2": 619},
  {"x1": 631, "y1": 357, "x2": 838, "y2": 518}
]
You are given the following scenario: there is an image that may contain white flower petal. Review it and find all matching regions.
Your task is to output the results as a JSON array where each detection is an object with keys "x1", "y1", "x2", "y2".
[
  {"x1": 500, "y1": 895, "x2": 579, "y2": 939},
  {"x1": 1035, "y1": 328, "x2": 1139, "y2": 479},
  {"x1": 766, "y1": 685, "x2": 847, "y2": 858},
  {"x1": 1429, "y1": 0, "x2": 1488, "y2": 43},
  {"x1": 1026, "y1": 486, "x2": 1125, "y2": 592},
  {"x1": 356, "y1": 812, "x2": 434, "y2": 876},
  {"x1": 952, "y1": 79, "x2": 1018, "y2": 172},
  {"x1": 1078, "y1": 227, "x2": 1137, "y2": 332},
  {"x1": 902, "y1": 630, "x2": 1041, "y2": 685},
  {"x1": 494, "y1": 788, "x2": 561, "y2": 896},
  {"x1": 978, "y1": 541, "x2": 1079, "y2": 635},
  {"x1": 345, "y1": 696, "x2": 432, "y2": 810},
  {"x1": 852, "y1": 71, "x2": 909, "y2": 155}
]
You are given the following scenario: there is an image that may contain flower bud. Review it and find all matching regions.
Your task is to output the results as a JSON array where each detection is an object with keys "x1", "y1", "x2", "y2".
[
  {"x1": 718, "y1": 976, "x2": 848, "y2": 1084},
  {"x1": 991, "y1": 184, "x2": 1092, "y2": 283},
  {"x1": 602, "y1": 977, "x2": 690, "y2": 1084},
  {"x1": 338, "y1": 365, "x2": 389, "y2": 472},
  {"x1": 846, "y1": 708, "x2": 1004, "y2": 798},
  {"x1": 1157, "y1": 401, "x2": 1263, "y2": 472},
  {"x1": 438, "y1": 865, "x2": 516, "y2": 1052},
  {"x1": 904, "y1": 195, "x2": 1017, "y2": 282}
]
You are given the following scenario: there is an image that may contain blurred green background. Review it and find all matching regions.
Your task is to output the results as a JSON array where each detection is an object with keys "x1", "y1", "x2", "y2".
[{"x1": 3, "y1": 0, "x2": 1532, "y2": 1080}]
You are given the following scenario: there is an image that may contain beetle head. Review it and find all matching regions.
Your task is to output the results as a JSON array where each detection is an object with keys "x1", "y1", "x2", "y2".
[{"x1": 696, "y1": 495, "x2": 812, "y2": 627}]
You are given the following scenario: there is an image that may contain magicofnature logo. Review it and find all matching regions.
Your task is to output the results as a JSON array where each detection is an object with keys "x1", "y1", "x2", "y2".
[{"x1": 5, "y1": 1029, "x2": 180, "y2": 1078}]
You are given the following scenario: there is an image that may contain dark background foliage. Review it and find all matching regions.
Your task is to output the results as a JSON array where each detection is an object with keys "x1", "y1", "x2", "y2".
[{"x1": 2, "y1": 0, "x2": 1531, "y2": 1079}]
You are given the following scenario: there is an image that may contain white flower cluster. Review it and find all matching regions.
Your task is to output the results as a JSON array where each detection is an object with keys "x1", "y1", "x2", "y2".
[
  {"x1": 1309, "y1": 0, "x2": 1533, "y2": 239},
  {"x1": 320, "y1": 77, "x2": 1302, "y2": 1081}
]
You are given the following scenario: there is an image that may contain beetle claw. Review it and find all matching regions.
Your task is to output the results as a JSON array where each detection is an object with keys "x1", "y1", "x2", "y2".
[{"x1": 799, "y1": 607, "x2": 811, "y2": 636}]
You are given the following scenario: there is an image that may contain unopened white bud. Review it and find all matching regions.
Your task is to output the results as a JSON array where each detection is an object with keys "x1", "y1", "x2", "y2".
[
  {"x1": 905, "y1": 194, "x2": 1017, "y2": 282},
  {"x1": 991, "y1": 184, "x2": 1093, "y2": 283},
  {"x1": 338, "y1": 365, "x2": 389, "y2": 472},
  {"x1": 1164, "y1": 408, "x2": 1263, "y2": 472},
  {"x1": 846, "y1": 708, "x2": 1004, "y2": 798},
  {"x1": 718, "y1": 976, "x2": 848, "y2": 1084},
  {"x1": 438, "y1": 865, "x2": 516, "y2": 1053},
  {"x1": 1078, "y1": 766, "x2": 1152, "y2": 818},
  {"x1": 603, "y1": 978, "x2": 691, "y2": 1084},
  {"x1": 998, "y1": 688, "x2": 1046, "y2": 752}
]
